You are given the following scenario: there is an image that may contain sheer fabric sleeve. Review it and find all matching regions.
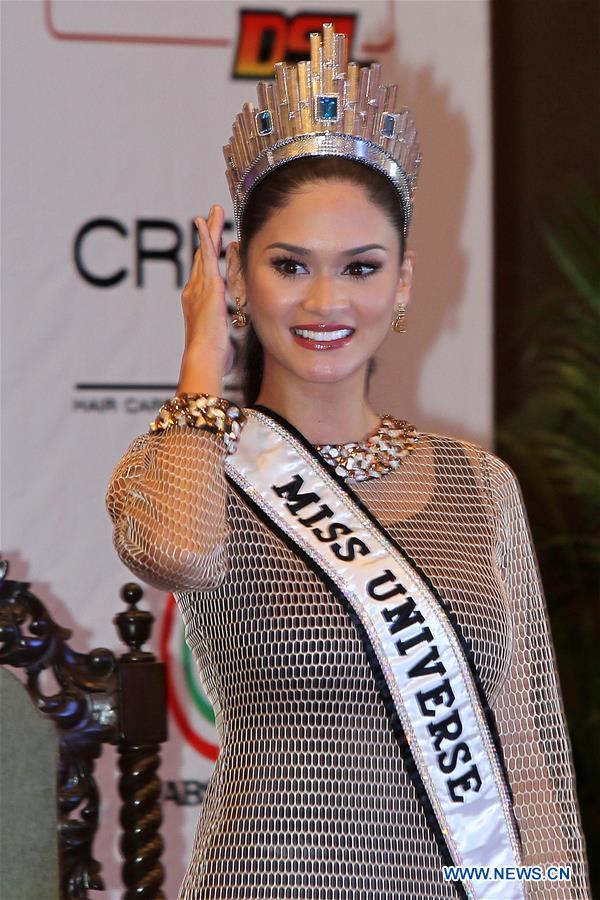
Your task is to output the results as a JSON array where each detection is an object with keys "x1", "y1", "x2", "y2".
[
  {"x1": 106, "y1": 426, "x2": 233, "y2": 592},
  {"x1": 484, "y1": 453, "x2": 590, "y2": 896}
]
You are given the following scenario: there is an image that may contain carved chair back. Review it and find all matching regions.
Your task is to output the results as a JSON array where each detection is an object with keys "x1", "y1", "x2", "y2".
[{"x1": 0, "y1": 561, "x2": 168, "y2": 900}]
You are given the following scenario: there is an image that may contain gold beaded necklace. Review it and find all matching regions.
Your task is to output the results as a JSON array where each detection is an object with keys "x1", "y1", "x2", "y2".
[{"x1": 314, "y1": 416, "x2": 419, "y2": 481}]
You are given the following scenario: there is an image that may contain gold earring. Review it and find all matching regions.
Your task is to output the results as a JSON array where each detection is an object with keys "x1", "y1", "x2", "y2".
[
  {"x1": 231, "y1": 296, "x2": 248, "y2": 328},
  {"x1": 391, "y1": 303, "x2": 406, "y2": 333}
]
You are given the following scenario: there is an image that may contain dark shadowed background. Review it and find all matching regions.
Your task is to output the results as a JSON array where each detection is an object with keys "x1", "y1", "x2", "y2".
[{"x1": 492, "y1": 0, "x2": 599, "y2": 885}]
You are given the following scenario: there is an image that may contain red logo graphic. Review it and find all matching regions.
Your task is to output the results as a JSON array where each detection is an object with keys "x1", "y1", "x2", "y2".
[
  {"x1": 160, "y1": 593, "x2": 220, "y2": 761},
  {"x1": 233, "y1": 11, "x2": 356, "y2": 78}
]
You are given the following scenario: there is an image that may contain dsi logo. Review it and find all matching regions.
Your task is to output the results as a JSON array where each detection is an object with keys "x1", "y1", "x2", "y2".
[{"x1": 233, "y1": 10, "x2": 357, "y2": 78}]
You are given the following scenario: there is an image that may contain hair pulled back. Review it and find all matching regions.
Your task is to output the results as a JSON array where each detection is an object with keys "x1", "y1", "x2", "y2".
[{"x1": 237, "y1": 156, "x2": 406, "y2": 407}]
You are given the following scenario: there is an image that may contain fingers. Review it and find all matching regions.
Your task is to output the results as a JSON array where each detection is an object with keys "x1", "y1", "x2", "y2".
[
  {"x1": 207, "y1": 204, "x2": 225, "y2": 258},
  {"x1": 187, "y1": 207, "x2": 225, "y2": 293},
  {"x1": 187, "y1": 219, "x2": 205, "y2": 285},
  {"x1": 195, "y1": 206, "x2": 224, "y2": 257},
  {"x1": 195, "y1": 215, "x2": 220, "y2": 280}
]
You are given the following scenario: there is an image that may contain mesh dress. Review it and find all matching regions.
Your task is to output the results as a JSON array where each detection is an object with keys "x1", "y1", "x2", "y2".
[{"x1": 106, "y1": 411, "x2": 589, "y2": 899}]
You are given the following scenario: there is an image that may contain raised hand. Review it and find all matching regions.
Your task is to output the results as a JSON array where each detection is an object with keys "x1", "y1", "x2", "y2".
[{"x1": 178, "y1": 204, "x2": 234, "y2": 394}]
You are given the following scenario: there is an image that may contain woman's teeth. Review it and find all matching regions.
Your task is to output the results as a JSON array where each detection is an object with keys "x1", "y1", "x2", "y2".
[{"x1": 292, "y1": 328, "x2": 353, "y2": 341}]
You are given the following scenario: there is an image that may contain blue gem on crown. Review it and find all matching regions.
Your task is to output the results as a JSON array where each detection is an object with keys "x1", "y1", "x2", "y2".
[
  {"x1": 255, "y1": 109, "x2": 273, "y2": 136},
  {"x1": 380, "y1": 113, "x2": 397, "y2": 138},
  {"x1": 315, "y1": 95, "x2": 340, "y2": 123}
]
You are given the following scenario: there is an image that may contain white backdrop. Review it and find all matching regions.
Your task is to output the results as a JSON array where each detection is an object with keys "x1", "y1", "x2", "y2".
[{"x1": 1, "y1": 1, "x2": 492, "y2": 896}]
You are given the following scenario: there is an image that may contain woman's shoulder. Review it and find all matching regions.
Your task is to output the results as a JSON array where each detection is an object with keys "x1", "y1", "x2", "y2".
[{"x1": 414, "y1": 429, "x2": 519, "y2": 490}]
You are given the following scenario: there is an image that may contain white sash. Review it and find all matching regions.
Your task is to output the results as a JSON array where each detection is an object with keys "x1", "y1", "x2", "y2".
[{"x1": 225, "y1": 407, "x2": 523, "y2": 900}]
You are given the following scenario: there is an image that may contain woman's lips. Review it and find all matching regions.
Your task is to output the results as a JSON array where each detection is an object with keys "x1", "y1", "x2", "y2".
[{"x1": 290, "y1": 325, "x2": 355, "y2": 351}]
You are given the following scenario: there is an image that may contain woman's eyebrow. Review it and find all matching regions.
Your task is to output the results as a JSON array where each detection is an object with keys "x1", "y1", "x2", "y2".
[{"x1": 264, "y1": 242, "x2": 387, "y2": 256}]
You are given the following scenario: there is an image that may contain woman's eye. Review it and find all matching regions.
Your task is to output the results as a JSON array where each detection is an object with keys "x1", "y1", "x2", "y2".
[
  {"x1": 346, "y1": 261, "x2": 380, "y2": 278},
  {"x1": 272, "y1": 257, "x2": 306, "y2": 278}
]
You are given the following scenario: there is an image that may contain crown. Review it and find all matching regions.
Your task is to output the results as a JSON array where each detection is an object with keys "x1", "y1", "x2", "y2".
[{"x1": 223, "y1": 23, "x2": 421, "y2": 242}]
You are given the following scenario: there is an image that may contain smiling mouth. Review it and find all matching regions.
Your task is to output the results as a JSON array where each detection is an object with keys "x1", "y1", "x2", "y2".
[{"x1": 290, "y1": 327, "x2": 354, "y2": 341}]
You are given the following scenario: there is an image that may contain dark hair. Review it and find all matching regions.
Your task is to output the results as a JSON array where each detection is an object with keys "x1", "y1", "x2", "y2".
[{"x1": 238, "y1": 156, "x2": 406, "y2": 407}]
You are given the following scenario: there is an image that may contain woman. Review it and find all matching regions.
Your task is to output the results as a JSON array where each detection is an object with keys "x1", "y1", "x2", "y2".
[{"x1": 106, "y1": 24, "x2": 588, "y2": 899}]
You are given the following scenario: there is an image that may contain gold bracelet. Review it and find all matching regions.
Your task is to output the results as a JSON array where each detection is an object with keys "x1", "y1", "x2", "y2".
[{"x1": 149, "y1": 393, "x2": 246, "y2": 454}]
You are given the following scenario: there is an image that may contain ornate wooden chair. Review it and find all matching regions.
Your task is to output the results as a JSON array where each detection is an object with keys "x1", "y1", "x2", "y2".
[{"x1": 0, "y1": 559, "x2": 168, "y2": 900}]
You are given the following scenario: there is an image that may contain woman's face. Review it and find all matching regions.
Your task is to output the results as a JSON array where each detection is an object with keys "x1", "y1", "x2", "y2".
[{"x1": 228, "y1": 179, "x2": 415, "y2": 391}]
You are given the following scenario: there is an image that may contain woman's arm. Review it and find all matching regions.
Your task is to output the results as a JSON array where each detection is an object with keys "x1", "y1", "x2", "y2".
[
  {"x1": 106, "y1": 205, "x2": 240, "y2": 592},
  {"x1": 485, "y1": 453, "x2": 590, "y2": 896},
  {"x1": 106, "y1": 420, "x2": 237, "y2": 592}
]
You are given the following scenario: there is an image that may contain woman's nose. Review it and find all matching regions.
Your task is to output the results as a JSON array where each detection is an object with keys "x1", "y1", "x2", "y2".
[{"x1": 302, "y1": 274, "x2": 345, "y2": 315}]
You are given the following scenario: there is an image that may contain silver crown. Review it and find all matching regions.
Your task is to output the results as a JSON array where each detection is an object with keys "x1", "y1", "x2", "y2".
[{"x1": 223, "y1": 23, "x2": 421, "y2": 241}]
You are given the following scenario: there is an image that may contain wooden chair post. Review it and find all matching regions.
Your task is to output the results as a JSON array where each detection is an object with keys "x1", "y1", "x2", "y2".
[{"x1": 113, "y1": 584, "x2": 168, "y2": 900}]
